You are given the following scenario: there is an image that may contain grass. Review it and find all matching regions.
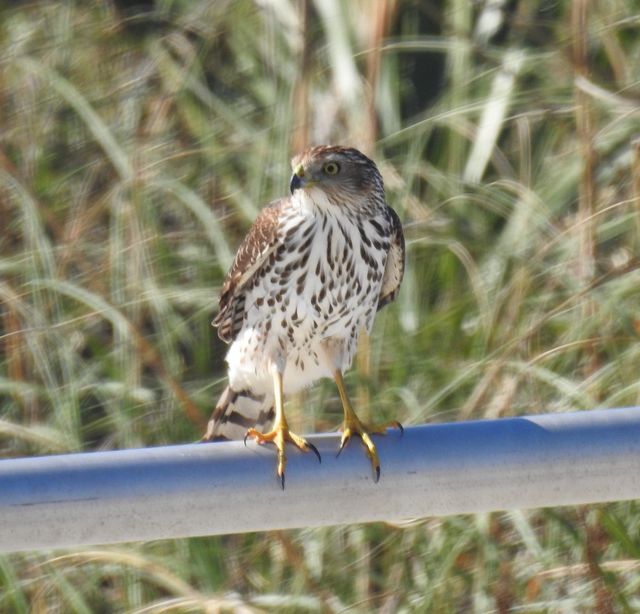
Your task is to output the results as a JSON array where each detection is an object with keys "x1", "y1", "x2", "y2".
[{"x1": 1, "y1": 0, "x2": 640, "y2": 611}]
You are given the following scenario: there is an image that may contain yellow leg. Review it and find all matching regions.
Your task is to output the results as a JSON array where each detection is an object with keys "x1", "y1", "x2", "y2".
[
  {"x1": 334, "y1": 370, "x2": 402, "y2": 482},
  {"x1": 245, "y1": 368, "x2": 320, "y2": 489}
]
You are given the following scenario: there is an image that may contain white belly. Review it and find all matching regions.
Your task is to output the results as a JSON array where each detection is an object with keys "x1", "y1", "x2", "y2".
[{"x1": 225, "y1": 201, "x2": 389, "y2": 397}]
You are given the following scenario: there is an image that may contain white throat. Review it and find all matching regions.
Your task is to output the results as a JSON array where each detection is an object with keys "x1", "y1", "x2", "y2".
[{"x1": 291, "y1": 187, "x2": 336, "y2": 216}]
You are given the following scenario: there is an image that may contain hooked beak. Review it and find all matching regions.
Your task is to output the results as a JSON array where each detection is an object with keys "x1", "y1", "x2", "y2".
[
  {"x1": 290, "y1": 163, "x2": 308, "y2": 194},
  {"x1": 290, "y1": 173, "x2": 303, "y2": 194}
]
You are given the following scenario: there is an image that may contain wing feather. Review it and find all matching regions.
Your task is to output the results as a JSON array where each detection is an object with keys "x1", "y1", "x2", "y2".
[
  {"x1": 377, "y1": 206, "x2": 405, "y2": 311},
  {"x1": 213, "y1": 199, "x2": 285, "y2": 343}
]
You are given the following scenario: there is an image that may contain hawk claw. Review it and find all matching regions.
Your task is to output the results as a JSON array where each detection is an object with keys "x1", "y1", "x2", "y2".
[
  {"x1": 244, "y1": 425, "x2": 321, "y2": 489},
  {"x1": 306, "y1": 440, "x2": 322, "y2": 464},
  {"x1": 338, "y1": 418, "x2": 402, "y2": 482}
]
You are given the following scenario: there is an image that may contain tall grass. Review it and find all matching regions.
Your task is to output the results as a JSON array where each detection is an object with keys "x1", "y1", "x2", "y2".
[{"x1": 1, "y1": 0, "x2": 639, "y2": 610}]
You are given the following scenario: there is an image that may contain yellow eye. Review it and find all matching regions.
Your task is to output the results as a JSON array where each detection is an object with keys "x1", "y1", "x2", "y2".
[{"x1": 323, "y1": 162, "x2": 340, "y2": 175}]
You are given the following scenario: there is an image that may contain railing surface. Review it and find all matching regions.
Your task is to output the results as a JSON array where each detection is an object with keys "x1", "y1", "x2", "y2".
[{"x1": 1, "y1": 407, "x2": 640, "y2": 553}]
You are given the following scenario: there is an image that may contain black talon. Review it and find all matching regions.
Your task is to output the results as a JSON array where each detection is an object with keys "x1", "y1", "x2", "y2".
[
  {"x1": 396, "y1": 421, "x2": 404, "y2": 436},
  {"x1": 280, "y1": 472, "x2": 285, "y2": 490},
  {"x1": 374, "y1": 465, "x2": 380, "y2": 483},
  {"x1": 243, "y1": 432, "x2": 249, "y2": 447},
  {"x1": 336, "y1": 439, "x2": 348, "y2": 458},
  {"x1": 307, "y1": 441, "x2": 322, "y2": 463}
]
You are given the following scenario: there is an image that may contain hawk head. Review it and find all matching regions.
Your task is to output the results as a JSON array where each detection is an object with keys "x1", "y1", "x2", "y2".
[{"x1": 289, "y1": 146, "x2": 384, "y2": 203}]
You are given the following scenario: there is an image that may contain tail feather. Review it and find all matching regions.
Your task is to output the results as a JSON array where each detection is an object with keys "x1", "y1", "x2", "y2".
[{"x1": 203, "y1": 385, "x2": 274, "y2": 441}]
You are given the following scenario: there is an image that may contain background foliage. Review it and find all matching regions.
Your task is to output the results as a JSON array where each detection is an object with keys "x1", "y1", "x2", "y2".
[{"x1": 1, "y1": 0, "x2": 639, "y2": 611}]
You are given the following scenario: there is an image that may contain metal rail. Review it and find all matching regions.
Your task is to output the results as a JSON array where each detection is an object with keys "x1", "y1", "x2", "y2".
[{"x1": 1, "y1": 407, "x2": 640, "y2": 553}]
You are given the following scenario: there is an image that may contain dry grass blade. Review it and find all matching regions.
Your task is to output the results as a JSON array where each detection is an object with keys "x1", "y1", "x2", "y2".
[
  {"x1": 19, "y1": 58, "x2": 131, "y2": 182},
  {"x1": 42, "y1": 550, "x2": 205, "y2": 602}
]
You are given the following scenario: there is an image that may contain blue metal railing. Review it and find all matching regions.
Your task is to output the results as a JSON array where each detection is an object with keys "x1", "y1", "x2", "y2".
[{"x1": 1, "y1": 407, "x2": 640, "y2": 553}]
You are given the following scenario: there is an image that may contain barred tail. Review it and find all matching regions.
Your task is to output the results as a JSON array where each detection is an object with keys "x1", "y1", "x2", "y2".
[{"x1": 203, "y1": 386, "x2": 274, "y2": 441}]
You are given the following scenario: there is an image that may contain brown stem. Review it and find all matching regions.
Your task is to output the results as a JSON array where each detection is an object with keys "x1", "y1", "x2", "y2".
[{"x1": 572, "y1": 0, "x2": 599, "y2": 382}]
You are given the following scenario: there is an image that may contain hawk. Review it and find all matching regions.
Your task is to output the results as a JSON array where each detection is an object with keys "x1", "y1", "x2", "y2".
[{"x1": 203, "y1": 145, "x2": 405, "y2": 487}]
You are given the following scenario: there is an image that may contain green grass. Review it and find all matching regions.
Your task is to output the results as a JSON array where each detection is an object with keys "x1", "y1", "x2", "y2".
[{"x1": 1, "y1": 0, "x2": 640, "y2": 611}]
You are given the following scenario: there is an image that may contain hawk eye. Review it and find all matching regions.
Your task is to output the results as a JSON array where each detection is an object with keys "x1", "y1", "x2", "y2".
[{"x1": 323, "y1": 162, "x2": 340, "y2": 175}]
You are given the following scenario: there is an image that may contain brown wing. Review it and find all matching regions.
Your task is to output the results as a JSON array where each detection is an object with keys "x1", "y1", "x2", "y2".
[
  {"x1": 213, "y1": 199, "x2": 285, "y2": 343},
  {"x1": 377, "y1": 206, "x2": 405, "y2": 311}
]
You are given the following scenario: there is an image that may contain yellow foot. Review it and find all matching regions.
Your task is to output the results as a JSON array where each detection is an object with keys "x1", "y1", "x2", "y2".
[
  {"x1": 338, "y1": 416, "x2": 403, "y2": 483},
  {"x1": 244, "y1": 426, "x2": 321, "y2": 489}
]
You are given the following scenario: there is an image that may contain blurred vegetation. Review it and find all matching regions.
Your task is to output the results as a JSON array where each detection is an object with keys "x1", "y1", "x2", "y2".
[{"x1": 1, "y1": 0, "x2": 639, "y2": 611}]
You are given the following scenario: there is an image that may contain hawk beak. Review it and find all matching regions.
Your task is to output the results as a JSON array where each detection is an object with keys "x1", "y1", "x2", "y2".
[
  {"x1": 290, "y1": 173, "x2": 303, "y2": 194},
  {"x1": 290, "y1": 163, "x2": 306, "y2": 194}
]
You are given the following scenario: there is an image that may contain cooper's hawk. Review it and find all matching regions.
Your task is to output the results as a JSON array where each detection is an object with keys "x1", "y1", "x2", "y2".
[{"x1": 203, "y1": 146, "x2": 405, "y2": 487}]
